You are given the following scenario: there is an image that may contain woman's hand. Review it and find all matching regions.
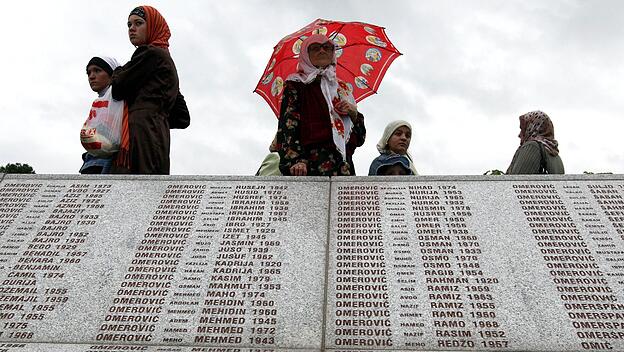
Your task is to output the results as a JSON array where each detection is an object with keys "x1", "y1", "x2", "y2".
[
  {"x1": 290, "y1": 162, "x2": 308, "y2": 176},
  {"x1": 334, "y1": 100, "x2": 358, "y2": 122}
]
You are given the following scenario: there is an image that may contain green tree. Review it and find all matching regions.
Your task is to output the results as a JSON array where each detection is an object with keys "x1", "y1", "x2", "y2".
[
  {"x1": 0, "y1": 163, "x2": 36, "y2": 174},
  {"x1": 483, "y1": 169, "x2": 505, "y2": 175}
]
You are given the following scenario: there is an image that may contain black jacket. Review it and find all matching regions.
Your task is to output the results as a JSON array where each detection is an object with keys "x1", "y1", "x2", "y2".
[{"x1": 110, "y1": 45, "x2": 189, "y2": 174}]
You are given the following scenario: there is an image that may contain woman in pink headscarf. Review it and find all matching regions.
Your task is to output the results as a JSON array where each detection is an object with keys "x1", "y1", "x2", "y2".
[{"x1": 275, "y1": 34, "x2": 366, "y2": 176}]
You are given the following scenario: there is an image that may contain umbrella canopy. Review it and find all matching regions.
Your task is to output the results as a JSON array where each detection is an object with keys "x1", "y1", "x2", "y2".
[{"x1": 254, "y1": 18, "x2": 402, "y2": 117}]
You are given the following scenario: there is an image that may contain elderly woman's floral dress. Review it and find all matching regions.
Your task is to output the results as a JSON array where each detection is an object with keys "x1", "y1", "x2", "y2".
[{"x1": 275, "y1": 79, "x2": 365, "y2": 176}]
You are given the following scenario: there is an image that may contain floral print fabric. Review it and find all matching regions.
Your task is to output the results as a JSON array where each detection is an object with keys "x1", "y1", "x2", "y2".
[{"x1": 275, "y1": 82, "x2": 365, "y2": 176}]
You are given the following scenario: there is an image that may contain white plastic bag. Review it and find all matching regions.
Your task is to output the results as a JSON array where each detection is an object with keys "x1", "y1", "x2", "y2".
[{"x1": 80, "y1": 87, "x2": 125, "y2": 157}]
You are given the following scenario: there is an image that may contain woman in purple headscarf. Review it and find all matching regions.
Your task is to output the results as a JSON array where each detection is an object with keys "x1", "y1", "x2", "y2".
[{"x1": 275, "y1": 34, "x2": 366, "y2": 176}]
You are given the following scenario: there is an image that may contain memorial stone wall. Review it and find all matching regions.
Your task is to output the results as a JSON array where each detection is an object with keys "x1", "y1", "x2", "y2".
[{"x1": 0, "y1": 174, "x2": 623, "y2": 352}]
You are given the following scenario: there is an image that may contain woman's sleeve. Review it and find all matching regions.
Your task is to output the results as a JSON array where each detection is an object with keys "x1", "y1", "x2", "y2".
[
  {"x1": 276, "y1": 83, "x2": 306, "y2": 175},
  {"x1": 507, "y1": 141, "x2": 542, "y2": 174},
  {"x1": 168, "y1": 92, "x2": 190, "y2": 129},
  {"x1": 111, "y1": 46, "x2": 160, "y2": 101},
  {"x1": 347, "y1": 112, "x2": 366, "y2": 153}
]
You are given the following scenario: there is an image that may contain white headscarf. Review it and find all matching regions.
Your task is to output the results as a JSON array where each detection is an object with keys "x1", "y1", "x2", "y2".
[
  {"x1": 376, "y1": 120, "x2": 418, "y2": 175},
  {"x1": 286, "y1": 34, "x2": 354, "y2": 160},
  {"x1": 87, "y1": 56, "x2": 121, "y2": 73},
  {"x1": 87, "y1": 56, "x2": 121, "y2": 96},
  {"x1": 99, "y1": 57, "x2": 120, "y2": 97},
  {"x1": 100, "y1": 56, "x2": 120, "y2": 71}
]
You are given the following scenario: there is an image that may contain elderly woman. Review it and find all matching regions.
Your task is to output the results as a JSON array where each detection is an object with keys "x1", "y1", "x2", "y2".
[
  {"x1": 276, "y1": 34, "x2": 366, "y2": 176},
  {"x1": 507, "y1": 111, "x2": 564, "y2": 174},
  {"x1": 110, "y1": 5, "x2": 189, "y2": 174},
  {"x1": 369, "y1": 120, "x2": 418, "y2": 175}
]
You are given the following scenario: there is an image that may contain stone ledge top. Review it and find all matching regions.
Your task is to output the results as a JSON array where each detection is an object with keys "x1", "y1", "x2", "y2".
[{"x1": 1, "y1": 173, "x2": 622, "y2": 182}]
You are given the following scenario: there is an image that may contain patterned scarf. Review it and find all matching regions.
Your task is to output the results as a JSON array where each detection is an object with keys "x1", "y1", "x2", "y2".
[
  {"x1": 286, "y1": 34, "x2": 354, "y2": 161},
  {"x1": 519, "y1": 111, "x2": 559, "y2": 156}
]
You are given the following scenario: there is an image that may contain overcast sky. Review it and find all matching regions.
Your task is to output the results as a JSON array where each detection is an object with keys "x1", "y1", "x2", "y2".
[{"x1": 1, "y1": 0, "x2": 622, "y2": 176}]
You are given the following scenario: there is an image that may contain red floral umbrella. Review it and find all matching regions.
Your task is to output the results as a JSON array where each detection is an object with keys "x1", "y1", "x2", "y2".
[{"x1": 254, "y1": 18, "x2": 402, "y2": 117}]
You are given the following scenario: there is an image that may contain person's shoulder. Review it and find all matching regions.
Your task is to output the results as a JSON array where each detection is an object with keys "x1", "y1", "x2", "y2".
[
  {"x1": 132, "y1": 45, "x2": 170, "y2": 59},
  {"x1": 283, "y1": 80, "x2": 305, "y2": 96},
  {"x1": 368, "y1": 154, "x2": 386, "y2": 176},
  {"x1": 522, "y1": 140, "x2": 540, "y2": 147},
  {"x1": 285, "y1": 80, "x2": 304, "y2": 90},
  {"x1": 520, "y1": 140, "x2": 541, "y2": 153},
  {"x1": 370, "y1": 154, "x2": 384, "y2": 163}
]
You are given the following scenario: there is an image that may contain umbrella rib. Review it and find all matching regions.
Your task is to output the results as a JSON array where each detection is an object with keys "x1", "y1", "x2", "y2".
[
  {"x1": 330, "y1": 23, "x2": 347, "y2": 41},
  {"x1": 337, "y1": 62, "x2": 377, "y2": 94},
  {"x1": 272, "y1": 56, "x2": 299, "y2": 69},
  {"x1": 338, "y1": 42, "x2": 401, "y2": 55}
]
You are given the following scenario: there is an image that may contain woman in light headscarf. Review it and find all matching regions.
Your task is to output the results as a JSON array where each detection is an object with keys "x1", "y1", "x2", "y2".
[
  {"x1": 506, "y1": 111, "x2": 564, "y2": 174},
  {"x1": 275, "y1": 34, "x2": 366, "y2": 176},
  {"x1": 369, "y1": 120, "x2": 418, "y2": 175},
  {"x1": 110, "y1": 5, "x2": 190, "y2": 175},
  {"x1": 80, "y1": 56, "x2": 121, "y2": 174}
]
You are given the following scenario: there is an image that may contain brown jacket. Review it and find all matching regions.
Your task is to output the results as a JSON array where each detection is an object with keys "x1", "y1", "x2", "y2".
[{"x1": 110, "y1": 45, "x2": 189, "y2": 174}]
